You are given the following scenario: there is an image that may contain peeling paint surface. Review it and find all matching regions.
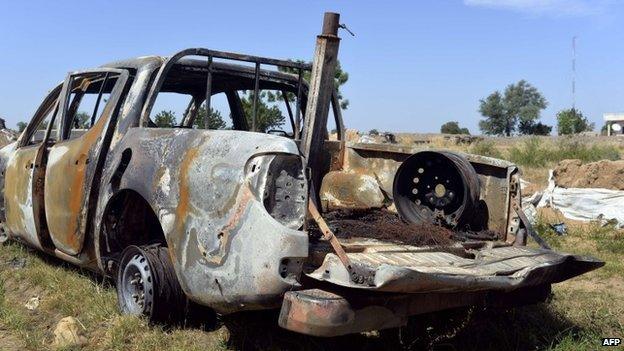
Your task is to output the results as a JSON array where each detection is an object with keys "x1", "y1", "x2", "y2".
[
  {"x1": 4, "y1": 144, "x2": 42, "y2": 249},
  {"x1": 94, "y1": 128, "x2": 309, "y2": 312},
  {"x1": 308, "y1": 243, "x2": 604, "y2": 293}
]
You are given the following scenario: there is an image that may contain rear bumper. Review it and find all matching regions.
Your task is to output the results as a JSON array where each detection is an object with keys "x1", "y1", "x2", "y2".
[{"x1": 278, "y1": 285, "x2": 551, "y2": 337}]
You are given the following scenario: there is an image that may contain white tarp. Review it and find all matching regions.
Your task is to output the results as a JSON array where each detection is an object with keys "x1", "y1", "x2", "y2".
[{"x1": 525, "y1": 170, "x2": 624, "y2": 227}]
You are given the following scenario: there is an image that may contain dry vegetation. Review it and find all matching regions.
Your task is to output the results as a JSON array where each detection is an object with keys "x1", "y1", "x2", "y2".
[{"x1": 1, "y1": 134, "x2": 623, "y2": 350}]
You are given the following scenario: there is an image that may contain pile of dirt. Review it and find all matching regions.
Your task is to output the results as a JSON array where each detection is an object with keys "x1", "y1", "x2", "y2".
[
  {"x1": 553, "y1": 159, "x2": 624, "y2": 190},
  {"x1": 320, "y1": 209, "x2": 455, "y2": 247}
]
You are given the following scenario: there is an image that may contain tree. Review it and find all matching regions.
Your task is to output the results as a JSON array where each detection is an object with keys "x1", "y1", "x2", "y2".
[
  {"x1": 519, "y1": 121, "x2": 552, "y2": 135},
  {"x1": 440, "y1": 121, "x2": 470, "y2": 135},
  {"x1": 73, "y1": 112, "x2": 91, "y2": 129},
  {"x1": 478, "y1": 92, "x2": 507, "y2": 135},
  {"x1": 194, "y1": 104, "x2": 227, "y2": 130},
  {"x1": 154, "y1": 110, "x2": 176, "y2": 128},
  {"x1": 16, "y1": 122, "x2": 27, "y2": 132},
  {"x1": 557, "y1": 108, "x2": 593, "y2": 135},
  {"x1": 241, "y1": 91, "x2": 285, "y2": 132},
  {"x1": 369, "y1": 129, "x2": 379, "y2": 136},
  {"x1": 479, "y1": 80, "x2": 548, "y2": 136},
  {"x1": 277, "y1": 60, "x2": 350, "y2": 110}
]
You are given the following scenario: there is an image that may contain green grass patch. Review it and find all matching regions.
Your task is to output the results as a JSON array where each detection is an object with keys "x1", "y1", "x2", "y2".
[
  {"x1": 508, "y1": 137, "x2": 621, "y2": 168},
  {"x1": 587, "y1": 225, "x2": 624, "y2": 254},
  {"x1": 534, "y1": 216, "x2": 564, "y2": 249},
  {"x1": 469, "y1": 140, "x2": 503, "y2": 159}
]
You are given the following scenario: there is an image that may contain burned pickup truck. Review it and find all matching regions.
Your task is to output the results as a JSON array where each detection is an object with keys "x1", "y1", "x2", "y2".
[{"x1": 0, "y1": 45, "x2": 602, "y2": 336}]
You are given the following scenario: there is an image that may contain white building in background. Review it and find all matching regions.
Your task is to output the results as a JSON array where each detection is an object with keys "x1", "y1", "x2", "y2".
[{"x1": 604, "y1": 113, "x2": 624, "y2": 136}]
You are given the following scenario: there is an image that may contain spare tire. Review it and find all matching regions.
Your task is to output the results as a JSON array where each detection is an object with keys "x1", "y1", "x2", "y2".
[{"x1": 393, "y1": 151, "x2": 480, "y2": 228}]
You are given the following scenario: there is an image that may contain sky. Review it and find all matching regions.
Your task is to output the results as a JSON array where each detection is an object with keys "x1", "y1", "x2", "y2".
[{"x1": 1, "y1": 0, "x2": 623, "y2": 134}]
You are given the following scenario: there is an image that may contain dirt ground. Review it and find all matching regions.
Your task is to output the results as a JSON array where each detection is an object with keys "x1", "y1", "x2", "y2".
[{"x1": 554, "y1": 159, "x2": 624, "y2": 189}]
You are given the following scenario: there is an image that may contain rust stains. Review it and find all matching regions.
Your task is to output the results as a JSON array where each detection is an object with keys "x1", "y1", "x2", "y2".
[
  {"x1": 4, "y1": 146, "x2": 37, "y2": 243},
  {"x1": 168, "y1": 146, "x2": 200, "y2": 264},
  {"x1": 174, "y1": 146, "x2": 200, "y2": 233},
  {"x1": 203, "y1": 185, "x2": 253, "y2": 265},
  {"x1": 45, "y1": 106, "x2": 108, "y2": 254}
]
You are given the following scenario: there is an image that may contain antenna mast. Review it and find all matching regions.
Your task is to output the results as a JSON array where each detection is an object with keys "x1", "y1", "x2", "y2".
[{"x1": 572, "y1": 36, "x2": 577, "y2": 109}]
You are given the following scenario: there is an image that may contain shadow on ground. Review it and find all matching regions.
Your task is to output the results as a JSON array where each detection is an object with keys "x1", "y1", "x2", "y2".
[
  {"x1": 1, "y1": 244, "x2": 587, "y2": 351},
  {"x1": 221, "y1": 303, "x2": 583, "y2": 351}
]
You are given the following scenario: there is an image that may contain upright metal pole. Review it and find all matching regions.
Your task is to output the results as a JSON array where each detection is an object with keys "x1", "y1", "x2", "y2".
[
  {"x1": 205, "y1": 56, "x2": 213, "y2": 129},
  {"x1": 301, "y1": 12, "x2": 341, "y2": 202},
  {"x1": 294, "y1": 69, "x2": 303, "y2": 138},
  {"x1": 252, "y1": 62, "x2": 260, "y2": 132},
  {"x1": 572, "y1": 36, "x2": 576, "y2": 110}
]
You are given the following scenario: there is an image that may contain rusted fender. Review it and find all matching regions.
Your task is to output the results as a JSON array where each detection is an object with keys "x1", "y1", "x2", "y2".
[{"x1": 94, "y1": 128, "x2": 308, "y2": 313}]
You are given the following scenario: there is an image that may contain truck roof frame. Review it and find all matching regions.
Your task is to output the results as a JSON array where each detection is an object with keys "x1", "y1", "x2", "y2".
[{"x1": 141, "y1": 48, "x2": 312, "y2": 134}]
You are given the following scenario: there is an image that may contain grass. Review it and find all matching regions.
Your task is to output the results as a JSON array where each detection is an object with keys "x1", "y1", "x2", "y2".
[
  {"x1": 507, "y1": 137, "x2": 621, "y2": 168},
  {"x1": 2, "y1": 212, "x2": 623, "y2": 351},
  {"x1": 469, "y1": 140, "x2": 503, "y2": 159},
  {"x1": 0, "y1": 243, "x2": 228, "y2": 351}
]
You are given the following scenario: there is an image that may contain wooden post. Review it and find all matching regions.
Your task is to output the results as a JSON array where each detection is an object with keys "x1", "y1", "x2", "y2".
[{"x1": 301, "y1": 12, "x2": 341, "y2": 203}]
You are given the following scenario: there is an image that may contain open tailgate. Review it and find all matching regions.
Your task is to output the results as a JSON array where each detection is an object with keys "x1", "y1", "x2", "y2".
[{"x1": 307, "y1": 240, "x2": 604, "y2": 293}]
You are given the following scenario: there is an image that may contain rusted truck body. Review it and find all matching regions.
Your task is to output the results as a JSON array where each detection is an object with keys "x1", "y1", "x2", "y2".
[{"x1": 0, "y1": 48, "x2": 602, "y2": 337}]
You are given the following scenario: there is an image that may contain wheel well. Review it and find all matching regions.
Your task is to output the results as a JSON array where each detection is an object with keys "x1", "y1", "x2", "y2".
[{"x1": 100, "y1": 189, "x2": 166, "y2": 273}]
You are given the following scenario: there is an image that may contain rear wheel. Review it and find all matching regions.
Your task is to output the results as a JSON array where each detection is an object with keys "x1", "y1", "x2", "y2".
[{"x1": 116, "y1": 245, "x2": 186, "y2": 323}]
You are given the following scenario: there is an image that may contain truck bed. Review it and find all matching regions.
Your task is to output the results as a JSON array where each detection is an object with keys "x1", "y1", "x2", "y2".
[{"x1": 306, "y1": 210, "x2": 603, "y2": 293}]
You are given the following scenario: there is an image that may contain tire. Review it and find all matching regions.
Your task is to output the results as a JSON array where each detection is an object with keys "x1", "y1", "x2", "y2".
[{"x1": 116, "y1": 245, "x2": 186, "y2": 324}]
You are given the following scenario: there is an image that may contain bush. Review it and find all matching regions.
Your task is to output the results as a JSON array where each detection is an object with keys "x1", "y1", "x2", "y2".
[
  {"x1": 555, "y1": 138, "x2": 620, "y2": 162},
  {"x1": 441, "y1": 121, "x2": 470, "y2": 135},
  {"x1": 557, "y1": 108, "x2": 593, "y2": 135},
  {"x1": 508, "y1": 137, "x2": 550, "y2": 167},
  {"x1": 519, "y1": 121, "x2": 552, "y2": 135},
  {"x1": 469, "y1": 140, "x2": 502, "y2": 159},
  {"x1": 508, "y1": 137, "x2": 621, "y2": 167}
]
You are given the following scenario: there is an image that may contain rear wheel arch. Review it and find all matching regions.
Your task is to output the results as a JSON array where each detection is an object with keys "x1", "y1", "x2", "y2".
[{"x1": 98, "y1": 189, "x2": 166, "y2": 274}]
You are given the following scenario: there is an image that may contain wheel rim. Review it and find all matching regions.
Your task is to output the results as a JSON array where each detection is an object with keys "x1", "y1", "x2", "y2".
[
  {"x1": 120, "y1": 251, "x2": 154, "y2": 316},
  {"x1": 393, "y1": 151, "x2": 480, "y2": 227}
]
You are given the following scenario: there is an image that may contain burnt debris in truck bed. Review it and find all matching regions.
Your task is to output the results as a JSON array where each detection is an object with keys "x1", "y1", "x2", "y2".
[
  {"x1": 308, "y1": 209, "x2": 500, "y2": 248},
  {"x1": 318, "y1": 209, "x2": 454, "y2": 246}
]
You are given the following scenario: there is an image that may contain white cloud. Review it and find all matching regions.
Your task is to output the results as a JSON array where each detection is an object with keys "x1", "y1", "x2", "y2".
[{"x1": 463, "y1": 0, "x2": 610, "y2": 17}]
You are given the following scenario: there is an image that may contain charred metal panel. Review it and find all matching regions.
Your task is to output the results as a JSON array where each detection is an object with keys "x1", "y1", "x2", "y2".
[
  {"x1": 108, "y1": 58, "x2": 163, "y2": 147},
  {"x1": 278, "y1": 288, "x2": 485, "y2": 337},
  {"x1": 279, "y1": 285, "x2": 553, "y2": 337},
  {"x1": 308, "y1": 243, "x2": 603, "y2": 293},
  {"x1": 320, "y1": 143, "x2": 521, "y2": 241},
  {"x1": 94, "y1": 128, "x2": 308, "y2": 313},
  {"x1": 279, "y1": 289, "x2": 406, "y2": 337},
  {"x1": 2, "y1": 143, "x2": 45, "y2": 249},
  {"x1": 467, "y1": 154, "x2": 521, "y2": 239},
  {"x1": 45, "y1": 69, "x2": 129, "y2": 255}
]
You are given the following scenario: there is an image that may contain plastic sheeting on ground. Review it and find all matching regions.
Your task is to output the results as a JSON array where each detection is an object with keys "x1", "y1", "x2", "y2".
[{"x1": 523, "y1": 171, "x2": 624, "y2": 228}]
